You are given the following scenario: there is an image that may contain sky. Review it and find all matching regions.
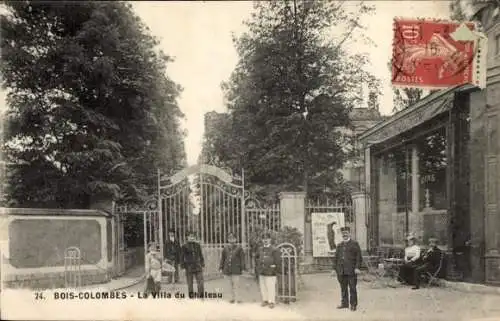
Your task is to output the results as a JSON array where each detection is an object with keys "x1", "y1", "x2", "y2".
[
  {"x1": 0, "y1": 1, "x2": 453, "y2": 166},
  {"x1": 131, "y1": 1, "x2": 452, "y2": 166}
]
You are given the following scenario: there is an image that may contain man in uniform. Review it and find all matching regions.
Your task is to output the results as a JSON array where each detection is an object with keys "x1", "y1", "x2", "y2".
[
  {"x1": 180, "y1": 231, "x2": 205, "y2": 298},
  {"x1": 412, "y1": 237, "x2": 443, "y2": 289},
  {"x1": 255, "y1": 232, "x2": 281, "y2": 309},
  {"x1": 334, "y1": 227, "x2": 362, "y2": 311},
  {"x1": 164, "y1": 229, "x2": 181, "y2": 283}
]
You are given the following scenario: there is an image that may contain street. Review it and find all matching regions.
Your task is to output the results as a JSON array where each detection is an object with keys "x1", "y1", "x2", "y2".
[{"x1": 122, "y1": 273, "x2": 500, "y2": 321}]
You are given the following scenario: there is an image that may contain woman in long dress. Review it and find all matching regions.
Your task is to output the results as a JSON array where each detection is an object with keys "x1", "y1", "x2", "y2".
[{"x1": 398, "y1": 234, "x2": 422, "y2": 285}]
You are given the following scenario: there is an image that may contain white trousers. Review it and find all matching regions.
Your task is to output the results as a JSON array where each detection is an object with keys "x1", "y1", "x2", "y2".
[
  {"x1": 225, "y1": 275, "x2": 240, "y2": 301},
  {"x1": 150, "y1": 269, "x2": 162, "y2": 283},
  {"x1": 259, "y1": 275, "x2": 277, "y2": 304}
]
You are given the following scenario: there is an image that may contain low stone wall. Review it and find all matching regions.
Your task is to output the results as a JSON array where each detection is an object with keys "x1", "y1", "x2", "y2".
[
  {"x1": 299, "y1": 257, "x2": 333, "y2": 274},
  {"x1": 3, "y1": 269, "x2": 111, "y2": 290}
]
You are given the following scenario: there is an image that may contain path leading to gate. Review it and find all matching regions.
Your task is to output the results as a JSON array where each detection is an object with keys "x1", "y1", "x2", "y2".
[{"x1": 120, "y1": 272, "x2": 500, "y2": 321}]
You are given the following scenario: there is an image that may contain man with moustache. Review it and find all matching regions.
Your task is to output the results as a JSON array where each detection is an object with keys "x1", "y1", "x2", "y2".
[
  {"x1": 219, "y1": 232, "x2": 246, "y2": 303},
  {"x1": 255, "y1": 232, "x2": 281, "y2": 309},
  {"x1": 412, "y1": 237, "x2": 443, "y2": 290},
  {"x1": 164, "y1": 229, "x2": 181, "y2": 284},
  {"x1": 180, "y1": 231, "x2": 205, "y2": 298},
  {"x1": 334, "y1": 227, "x2": 362, "y2": 311}
]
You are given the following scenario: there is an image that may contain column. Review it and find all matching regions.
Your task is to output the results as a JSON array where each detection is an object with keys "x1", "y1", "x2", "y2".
[
  {"x1": 352, "y1": 191, "x2": 368, "y2": 252},
  {"x1": 89, "y1": 194, "x2": 114, "y2": 277},
  {"x1": 364, "y1": 147, "x2": 371, "y2": 192},
  {"x1": 279, "y1": 192, "x2": 306, "y2": 255},
  {"x1": 411, "y1": 145, "x2": 421, "y2": 239},
  {"x1": 378, "y1": 155, "x2": 398, "y2": 245}
]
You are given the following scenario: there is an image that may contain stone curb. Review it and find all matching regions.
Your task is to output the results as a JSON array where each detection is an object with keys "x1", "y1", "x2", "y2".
[
  {"x1": 109, "y1": 274, "x2": 147, "y2": 291},
  {"x1": 303, "y1": 271, "x2": 500, "y2": 296},
  {"x1": 442, "y1": 280, "x2": 500, "y2": 296}
]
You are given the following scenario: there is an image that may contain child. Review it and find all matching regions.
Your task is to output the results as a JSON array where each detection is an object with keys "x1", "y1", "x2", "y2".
[
  {"x1": 219, "y1": 232, "x2": 245, "y2": 303},
  {"x1": 145, "y1": 242, "x2": 162, "y2": 294}
]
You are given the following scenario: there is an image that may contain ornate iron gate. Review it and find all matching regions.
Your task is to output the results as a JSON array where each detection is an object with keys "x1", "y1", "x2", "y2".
[
  {"x1": 115, "y1": 198, "x2": 159, "y2": 272},
  {"x1": 158, "y1": 164, "x2": 246, "y2": 279},
  {"x1": 116, "y1": 164, "x2": 282, "y2": 281}
]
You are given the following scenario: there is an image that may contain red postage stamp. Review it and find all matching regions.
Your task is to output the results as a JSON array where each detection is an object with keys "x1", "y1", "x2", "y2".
[{"x1": 392, "y1": 18, "x2": 484, "y2": 89}]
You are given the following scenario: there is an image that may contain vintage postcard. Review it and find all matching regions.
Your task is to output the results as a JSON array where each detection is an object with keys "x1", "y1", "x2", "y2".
[{"x1": 1, "y1": 1, "x2": 499, "y2": 321}]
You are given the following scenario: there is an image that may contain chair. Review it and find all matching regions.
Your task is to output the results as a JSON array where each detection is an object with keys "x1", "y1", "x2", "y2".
[
  {"x1": 421, "y1": 252, "x2": 446, "y2": 311},
  {"x1": 364, "y1": 247, "x2": 391, "y2": 288},
  {"x1": 424, "y1": 252, "x2": 445, "y2": 287}
]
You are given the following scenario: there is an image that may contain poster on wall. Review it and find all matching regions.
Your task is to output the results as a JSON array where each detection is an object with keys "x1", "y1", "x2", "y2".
[{"x1": 312, "y1": 212, "x2": 345, "y2": 257}]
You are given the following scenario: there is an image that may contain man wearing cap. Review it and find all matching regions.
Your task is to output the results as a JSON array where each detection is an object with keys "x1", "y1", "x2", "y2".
[
  {"x1": 180, "y1": 231, "x2": 205, "y2": 298},
  {"x1": 411, "y1": 237, "x2": 443, "y2": 290},
  {"x1": 334, "y1": 226, "x2": 362, "y2": 311},
  {"x1": 255, "y1": 232, "x2": 281, "y2": 309},
  {"x1": 164, "y1": 229, "x2": 181, "y2": 284},
  {"x1": 219, "y1": 232, "x2": 246, "y2": 303}
]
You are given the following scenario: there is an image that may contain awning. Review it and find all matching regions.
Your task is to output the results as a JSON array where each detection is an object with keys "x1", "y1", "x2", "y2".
[{"x1": 359, "y1": 91, "x2": 456, "y2": 146}]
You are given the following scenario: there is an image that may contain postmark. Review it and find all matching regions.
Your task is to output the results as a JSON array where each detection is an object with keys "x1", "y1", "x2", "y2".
[{"x1": 392, "y1": 18, "x2": 486, "y2": 89}]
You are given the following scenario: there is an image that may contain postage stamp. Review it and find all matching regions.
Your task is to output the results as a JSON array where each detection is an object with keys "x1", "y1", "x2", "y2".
[{"x1": 392, "y1": 18, "x2": 487, "y2": 89}]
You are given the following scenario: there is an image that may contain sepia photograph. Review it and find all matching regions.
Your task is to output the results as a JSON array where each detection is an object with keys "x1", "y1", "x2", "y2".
[{"x1": 0, "y1": 0, "x2": 499, "y2": 320}]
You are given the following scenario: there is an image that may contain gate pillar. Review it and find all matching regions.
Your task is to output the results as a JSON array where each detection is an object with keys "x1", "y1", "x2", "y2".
[
  {"x1": 352, "y1": 191, "x2": 368, "y2": 252},
  {"x1": 279, "y1": 192, "x2": 307, "y2": 257}
]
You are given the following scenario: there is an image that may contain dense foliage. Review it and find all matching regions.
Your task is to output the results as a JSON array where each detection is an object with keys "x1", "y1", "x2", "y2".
[
  {"x1": 1, "y1": 1, "x2": 186, "y2": 208},
  {"x1": 201, "y1": 0, "x2": 379, "y2": 200}
]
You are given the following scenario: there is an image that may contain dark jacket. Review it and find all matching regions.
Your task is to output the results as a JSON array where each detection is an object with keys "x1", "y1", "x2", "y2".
[
  {"x1": 255, "y1": 245, "x2": 281, "y2": 276},
  {"x1": 420, "y1": 246, "x2": 443, "y2": 274},
  {"x1": 335, "y1": 239, "x2": 362, "y2": 276},
  {"x1": 164, "y1": 238, "x2": 181, "y2": 264},
  {"x1": 219, "y1": 244, "x2": 245, "y2": 275},
  {"x1": 181, "y1": 241, "x2": 205, "y2": 272}
]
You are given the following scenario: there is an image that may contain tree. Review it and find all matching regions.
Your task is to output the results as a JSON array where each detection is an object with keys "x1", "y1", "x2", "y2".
[
  {"x1": 210, "y1": 0, "x2": 379, "y2": 200},
  {"x1": 392, "y1": 87, "x2": 425, "y2": 113},
  {"x1": 1, "y1": 1, "x2": 186, "y2": 208},
  {"x1": 449, "y1": 0, "x2": 468, "y2": 21}
]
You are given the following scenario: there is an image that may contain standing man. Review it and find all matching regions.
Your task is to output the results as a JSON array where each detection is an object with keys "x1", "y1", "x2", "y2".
[
  {"x1": 164, "y1": 229, "x2": 181, "y2": 284},
  {"x1": 255, "y1": 232, "x2": 281, "y2": 309},
  {"x1": 219, "y1": 232, "x2": 246, "y2": 303},
  {"x1": 334, "y1": 227, "x2": 362, "y2": 311},
  {"x1": 180, "y1": 231, "x2": 205, "y2": 299}
]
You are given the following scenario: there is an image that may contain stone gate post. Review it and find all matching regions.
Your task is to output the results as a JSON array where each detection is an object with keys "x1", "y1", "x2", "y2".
[
  {"x1": 279, "y1": 192, "x2": 307, "y2": 257},
  {"x1": 351, "y1": 191, "x2": 368, "y2": 252}
]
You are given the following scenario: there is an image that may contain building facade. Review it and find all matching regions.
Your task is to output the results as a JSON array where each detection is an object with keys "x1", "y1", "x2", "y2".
[
  {"x1": 359, "y1": 6, "x2": 500, "y2": 285},
  {"x1": 340, "y1": 107, "x2": 388, "y2": 192}
]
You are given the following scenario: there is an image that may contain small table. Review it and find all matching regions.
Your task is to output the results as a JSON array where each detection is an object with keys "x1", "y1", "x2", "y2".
[{"x1": 383, "y1": 258, "x2": 405, "y2": 278}]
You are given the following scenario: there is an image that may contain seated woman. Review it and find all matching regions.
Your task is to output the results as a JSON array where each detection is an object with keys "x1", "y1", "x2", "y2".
[{"x1": 398, "y1": 234, "x2": 421, "y2": 285}]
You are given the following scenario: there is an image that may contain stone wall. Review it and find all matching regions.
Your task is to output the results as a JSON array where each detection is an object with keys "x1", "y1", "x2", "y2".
[
  {"x1": 8, "y1": 218, "x2": 102, "y2": 268},
  {"x1": 2, "y1": 208, "x2": 113, "y2": 289},
  {"x1": 3, "y1": 269, "x2": 110, "y2": 289}
]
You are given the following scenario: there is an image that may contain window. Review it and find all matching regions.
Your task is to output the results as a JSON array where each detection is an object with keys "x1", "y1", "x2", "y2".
[
  {"x1": 376, "y1": 145, "x2": 412, "y2": 246},
  {"x1": 417, "y1": 127, "x2": 447, "y2": 211}
]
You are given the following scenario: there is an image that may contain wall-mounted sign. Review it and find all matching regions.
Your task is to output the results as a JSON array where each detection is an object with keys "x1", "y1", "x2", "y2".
[{"x1": 311, "y1": 212, "x2": 345, "y2": 257}]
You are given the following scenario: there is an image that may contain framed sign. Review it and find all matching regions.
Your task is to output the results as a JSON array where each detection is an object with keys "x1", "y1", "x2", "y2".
[{"x1": 311, "y1": 212, "x2": 345, "y2": 257}]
